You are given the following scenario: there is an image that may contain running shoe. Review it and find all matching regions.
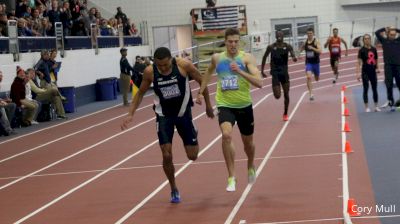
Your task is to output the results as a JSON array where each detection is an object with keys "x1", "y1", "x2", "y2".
[
  {"x1": 332, "y1": 79, "x2": 336, "y2": 84},
  {"x1": 283, "y1": 114, "x2": 289, "y2": 121},
  {"x1": 248, "y1": 167, "x2": 256, "y2": 184},
  {"x1": 226, "y1": 177, "x2": 236, "y2": 192},
  {"x1": 374, "y1": 107, "x2": 381, "y2": 112},
  {"x1": 309, "y1": 95, "x2": 315, "y2": 101},
  {"x1": 380, "y1": 101, "x2": 390, "y2": 108},
  {"x1": 365, "y1": 108, "x2": 371, "y2": 113},
  {"x1": 170, "y1": 189, "x2": 181, "y2": 203}
]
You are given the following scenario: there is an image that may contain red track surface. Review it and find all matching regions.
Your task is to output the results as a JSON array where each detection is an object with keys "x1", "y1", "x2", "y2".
[{"x1": 0, "y1": 49, "x2": 384, "y2": 224}]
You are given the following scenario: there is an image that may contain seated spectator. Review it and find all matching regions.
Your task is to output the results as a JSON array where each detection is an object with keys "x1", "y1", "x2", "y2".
[
  {"x1": 26, "y1": 68, "x2": 66, "y2": 119},
  {"x1": 109, "y1": 18, "x2": 118, "y2": 36},
  {"x1": 10, "y1": 67, "x2": 38, "y2": 127},
  {"x1": 71, "y1": 18, "x2": 87, "y2": 36},
  {"x1": 0, "y1": 70, "x2": 17, "y2": 135},
  {"x1": 129, "y1": 22, "x2": 138, "y2": 37},
  {"x1": 17, "y1": 18, "x2": 34, "y2": 36},
  {"x1": 23, "y1": 69, "x2": 41, "y2": 125},
  {"x1": 37, "y1": 17, "x2": 52, "y2": 36},
  {"x1": 34, "y1": 50, "x2": 52, "y2": 87},
  {"x1": 0, "y1": 13, "x2": 7, "y2": 37},
  {"x1": 99, "y1": 19, "x2": 111, "y2": 36}
]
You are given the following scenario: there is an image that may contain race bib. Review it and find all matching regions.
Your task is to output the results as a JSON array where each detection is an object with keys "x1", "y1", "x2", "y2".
[
  {"x1": 332, "y1": 47, "x2": 340, "y2": 54},
  {"x1": 221, "y1": 76, "x2": 239, "y2": 91},
  {"x1": 160, "y1": 84, "x2": 181, "y2": 99},
  {"x1": 306, "y1": 51, "x2": 315, "y2": 58}
]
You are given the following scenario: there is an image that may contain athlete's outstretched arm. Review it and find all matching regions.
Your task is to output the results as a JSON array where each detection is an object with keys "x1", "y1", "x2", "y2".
[
  {"x1": 261, "y1": 45, "x2": 272, "y2": 77},
  {"x1": 121, "y1": 67, "x2": 152, "y2": 130},
  {"x1": 196, "y1": 54, "x2": 218, "y2": 104},
  {"x1": 179, "y1": 58, "x2": 214, "y2": 118},
  {"x1": 288, "y1": 44, "x2": 298, "y2": 62},
  {"x1": 232, "y1": 53, "x2": 262, "y2": 88},
  {"x1": 341, "y1": 38, "x2": 348, "y2": 56}
]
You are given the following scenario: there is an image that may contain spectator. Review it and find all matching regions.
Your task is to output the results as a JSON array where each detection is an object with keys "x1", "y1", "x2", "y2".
[
  {"x1": 71, "y1": 18, "x2": 87, "y2": 36},
  {"x1": 60, "y1": 1, "x2": 72, "y2": 36},
  {"x1": 23, "y1": 69, "x2": 41, "y2": 125},
  {"x1": 37, "y1": 17, "x2": 52, "y2": 36},
  {"x1": 26, "y1": 68, "x2": 66, "y2": 119},
  {"x1": 34, "y1": 50, "x2": 52, "y2": 87},
  {"x1": 109, "y1": 18, "x2": 118, "y2": 36},
  {"x1": 47, "y1": 0, "x2": 61, "y2": 35},
  {"x1": 99, "y1": 19, "x2": 111, "y2": 36},
  {"x1": 17, "y1": 18, "x2": 34, "y2": 36},
  {"x1": 10, "y1": 67, "x2": 38, "y2": 127},
  {"x1": 69, "y1": 0, "x2": 81, "y2": 21},
  {"x1": 48, "y1": 48, "x2": 60, "y2": 83},
  {"x1": 0, "y1": 13, "x2": 7, "y2": 37},
  {"x1": 115, "y1": 7, "x2": 127, "y2": 24},
  {"x1": 31, "y1": 8, "x2": 41, "y2": 31},
  {"x1": 129, "y1": 22, "x2": 138, "y2": 36},
  {"x1": 0, "y1": 70, "x2": 17, "y2": 135}
]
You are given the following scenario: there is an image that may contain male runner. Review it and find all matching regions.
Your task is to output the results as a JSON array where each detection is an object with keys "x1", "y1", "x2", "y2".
[
  {"x1": 261, "y1": 30, "x2": 297, "y2": 121},
  {"x1": 300, "y1": 27, "x2": 322, "y2": 101},
  {"x1": 324, "y1": 28, "x2": 348, "y2": 83},
  {"x1": 196, "y1": 28, "x2": 262, "y2": 192},
  {"x1": 121, "y1": 47, "x2": 214, "y2": 203}
]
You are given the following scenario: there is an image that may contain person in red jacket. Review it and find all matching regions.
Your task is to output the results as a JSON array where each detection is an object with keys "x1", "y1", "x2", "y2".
[{"x1": 10, "y1": 66, "x2": 38, "y2": 126}]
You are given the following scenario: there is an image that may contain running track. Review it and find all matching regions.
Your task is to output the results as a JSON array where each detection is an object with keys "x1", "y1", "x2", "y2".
[{"x1": 0, "y1": 49, "x2": 394, "y2": 224}]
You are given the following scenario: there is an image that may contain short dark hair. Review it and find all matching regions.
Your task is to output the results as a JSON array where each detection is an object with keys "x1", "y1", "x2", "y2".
[
  {"x1": 225, "y1": 28, "x2": 240, "y2": 39},
  {"x1": 154, "y1": 47, "x2": 172, "y2": 60},
  {"x1": 333, "y1": 28, "x2": 338, "y2": 32},
  {"x1": 307, "y1": 27, "x2": 314, "y2": 33}
]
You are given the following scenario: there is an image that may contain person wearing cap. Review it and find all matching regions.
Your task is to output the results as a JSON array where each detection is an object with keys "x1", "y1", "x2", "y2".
[
  {"x1": 120, "y1": 47, "x2": 135, "y2": 106},
  {"x1": 10, "y1": 67, "x2": 38, "y2": 126}
]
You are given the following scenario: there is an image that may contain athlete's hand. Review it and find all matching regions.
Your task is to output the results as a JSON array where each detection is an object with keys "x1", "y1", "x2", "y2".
[
  {"x1": 345, "y1": 51, "x2": 348, "y2": 57},
  {"x1": 292, "y1": 57, "x2": 298, "y2": 63},
  {"x1": 206, "y1": 106, "x2": 214, "y2": 119},
  {"x1": 356, "y1": 74, "x2": 361, "y2": 82},
  {"x1": 195, "y1": 93, "x2": 203, "y2": 105},
  {"x1": 230, "y1": 62, "x2": 241, "y2": 73},
  {"x1": 121, "y1": 115, "x2": 133, "y2": 130},
  {"x1": 376, "y1": 69, "x2": 380, "y2": 74}
]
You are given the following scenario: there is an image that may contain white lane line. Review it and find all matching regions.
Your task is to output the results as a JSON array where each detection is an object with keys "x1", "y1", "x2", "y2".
[
  {"x1": 0, "y1": 81, "x2": 220, "y2": 164},
  {"x1": 224, "y1": 91, "x2": 307, "y2": 224},
  {"x1": 0, "y1": 152, "x2": 342, "y2": 180},
  {"x1": 341, "y1": 90, "x2": 352, "y2": 224},
  {"x1": 0, "y1": 116, "x2": 156, "y2": 191},
  {"x1": 114, "y1": 93, "x2": 274, "y2": 224},
  {"x1": 12, "y1": 106, "x2": 222, "y2": 224}
]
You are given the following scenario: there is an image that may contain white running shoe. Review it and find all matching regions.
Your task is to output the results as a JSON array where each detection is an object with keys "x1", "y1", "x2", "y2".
[
  {"x1": 31, "y1": 120, "x2": 39, "y2": 125},
  {"x1": 226, "y1": 177, "x2": 236, "y2": 192},
  {"x1": 365, "y1": 108, "x2": 371, "y2": 113},
  {"x1": 248, "y1": 167, "x2": 256, "y2": 184},
  {"x1": 374, "y1": 107, "x2": 381, "y2": 112}
]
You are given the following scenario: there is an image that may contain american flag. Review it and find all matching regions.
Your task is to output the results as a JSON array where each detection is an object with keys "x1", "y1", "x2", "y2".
[{"x1": 201, "y1": 6, "x2": 240, "y2": 30}]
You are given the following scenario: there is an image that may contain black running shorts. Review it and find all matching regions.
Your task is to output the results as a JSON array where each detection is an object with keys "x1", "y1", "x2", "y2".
[
  {"x1": 156, "y1": 107, "x2": 198, "y2": 146},
  {"x1": 217, "y1": 105, "x2": 254, "y2": 136}
]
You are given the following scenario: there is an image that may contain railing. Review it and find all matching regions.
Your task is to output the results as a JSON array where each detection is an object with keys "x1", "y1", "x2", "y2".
[
  {"x1": 0, "y1": 36, "x2": 142, "y2": 53},
  {"x1": 171, "y1": 15, "x2": 398, "y2": 69}
]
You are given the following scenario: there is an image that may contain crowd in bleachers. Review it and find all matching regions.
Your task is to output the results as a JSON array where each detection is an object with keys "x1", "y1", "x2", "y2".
[
  {"x1": 0, "y1": 49, "x2": 68, "y2": 137},
  {"x1": 0, "y1": 1, "x2": 139, "y2": 37}
]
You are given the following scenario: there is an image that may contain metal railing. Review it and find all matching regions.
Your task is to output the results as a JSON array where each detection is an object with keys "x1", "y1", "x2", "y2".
[{"x1": 171, "y1": 15, "x2": 398, "y2": 68}]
